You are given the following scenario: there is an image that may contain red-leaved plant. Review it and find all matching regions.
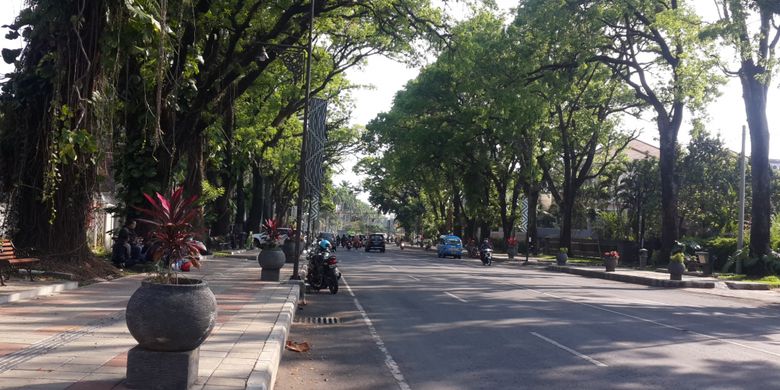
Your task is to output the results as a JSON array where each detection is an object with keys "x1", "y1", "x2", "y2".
[
  {"x1": 603, "y1": 251, "x2": 620, "y2": 259},
  {"x1": 135, "y1": 187, "x2": 206, "y2": 283},
  {"x1": 258, "y1": 219, "x2": 284, "y2": 249}
]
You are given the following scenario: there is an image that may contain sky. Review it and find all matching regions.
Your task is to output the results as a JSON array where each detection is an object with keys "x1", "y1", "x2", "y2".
[{"x1": 0, "y1": 1, "x2": 777, "y2": 196}]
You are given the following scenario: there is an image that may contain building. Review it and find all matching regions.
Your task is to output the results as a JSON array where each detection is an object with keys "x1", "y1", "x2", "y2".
[
  {"x1": 624, "y1": 138, "x2": 660, "y2": 160},
  {"x1": 770, "y1": 159, "x2": 780, "y2": 172}
]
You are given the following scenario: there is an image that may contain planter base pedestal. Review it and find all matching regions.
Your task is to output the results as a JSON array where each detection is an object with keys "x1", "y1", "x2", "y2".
[
  {"x1": 260, "y1": 268, "x2": 281, "y2": 281},
  {"x1": 126, "y1": 345, "x2": 198, "y2": 389}
]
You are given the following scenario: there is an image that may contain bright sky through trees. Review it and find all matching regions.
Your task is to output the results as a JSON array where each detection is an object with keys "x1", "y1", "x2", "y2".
[{"x1": 0, "y1": 0, "x2": 775, "y2": 164}]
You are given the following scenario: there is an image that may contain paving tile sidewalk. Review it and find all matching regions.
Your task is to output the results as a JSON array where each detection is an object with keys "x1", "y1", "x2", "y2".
[{"x1": 0, "y1": 252, "x2": 299, "y2": 390}]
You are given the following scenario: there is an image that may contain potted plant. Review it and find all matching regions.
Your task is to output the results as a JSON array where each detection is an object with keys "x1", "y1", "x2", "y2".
[
  {"x1": 125, "y1": 187, "x2": 217, "y2": 352},
  {"x1": 603, "y1": 250, "x2": 620, "y2": 272},
  {"x1": 257, "y1": 218, "x2": 286, "y2": 281},
  {"x1": 557, "y1": 247, "x2": 568, "y2": 265},
  {"x1": 669, "y1": 251, "x2": 687, "y2": 281}
]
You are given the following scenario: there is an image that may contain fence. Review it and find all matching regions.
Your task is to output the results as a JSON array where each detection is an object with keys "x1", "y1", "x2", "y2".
[{"x1": 542, "y1": 237, "x2": 640, "y2": 264}]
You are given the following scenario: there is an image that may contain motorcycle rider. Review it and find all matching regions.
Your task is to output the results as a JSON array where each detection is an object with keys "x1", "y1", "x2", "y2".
[
  {"x1": 307, "y1": 239, "x2": 340, "y2": 293},
  {"x1": 479, "y1": 238, "x2": 493, "y2": 265},
  {"x1": 316, "y1": 239, "x2": 331, "y2": 254},
  {"x1": 307, "y1": 239, "x2": 330, "y2": 275}
]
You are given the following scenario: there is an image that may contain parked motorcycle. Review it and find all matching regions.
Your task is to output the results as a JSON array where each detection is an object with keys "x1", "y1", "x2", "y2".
[
  {"x1": 480, "y1": 247, "x2": 493, "y2": 266},
  {"x1": 306, "y1": 249, "x2": 341, "y2": 294}
]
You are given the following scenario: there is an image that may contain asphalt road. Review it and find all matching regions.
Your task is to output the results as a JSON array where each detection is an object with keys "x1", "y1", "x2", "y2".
[{"x1": 276, "y1": 245, "x2": 780, "y2": 390}]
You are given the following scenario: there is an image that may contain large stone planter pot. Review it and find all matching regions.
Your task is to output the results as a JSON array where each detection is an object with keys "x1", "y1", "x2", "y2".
[
  {"x1": 258, "y1": 247, "x2": 286, "y2": 281},
  {"x1": 282, "y1": 240, "x2": 297, "y2": 263},
  {"x1": 507, "y1": 248, "x2": 516, "y2": 260},
  {"x1": 556, "y1": 253, "x2": 568, "y2": 266},
  {"x1": 604, "y1": 256, "x2": 618, "y2": 272},
  {"x1": 668, "y1": 262, "x2": 685, "y2": 281},
  {"x1": 126, "y1": 279, "x2": 217, "y2": 352}
]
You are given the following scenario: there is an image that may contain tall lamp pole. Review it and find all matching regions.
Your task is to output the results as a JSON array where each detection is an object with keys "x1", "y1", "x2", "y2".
[
  {"x1": 292, "y1": 0, "x2": 316, "y2": 280},
  {"x1": 736, "y1": 124, "x2": 746, "y2": 274}
]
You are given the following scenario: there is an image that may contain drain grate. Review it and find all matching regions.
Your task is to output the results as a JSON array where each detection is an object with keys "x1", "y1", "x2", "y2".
[{"x1": 294, "y1": 316, "x2": 340, "y2": 325}]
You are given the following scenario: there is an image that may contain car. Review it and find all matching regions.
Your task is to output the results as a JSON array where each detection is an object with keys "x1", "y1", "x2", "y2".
[
  {"x1": 437, "y1": 235, "x2": 463, "y2": 259},
  {"x1": 253, "y1": 228, "x2": 292, "y2": 248},
  {"x1": 365, "y1": 233, "x2": 386, "y2": 252}
]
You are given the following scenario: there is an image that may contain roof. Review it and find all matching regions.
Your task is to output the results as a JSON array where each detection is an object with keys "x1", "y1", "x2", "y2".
[{"x1": 625, "y1": 139, "x2": 660, "y2": 160}]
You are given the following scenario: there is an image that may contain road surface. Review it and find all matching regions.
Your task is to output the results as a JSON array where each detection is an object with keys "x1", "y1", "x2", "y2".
[{"x1": 276, "y1": 245, "x2": 780, "y2": 389}]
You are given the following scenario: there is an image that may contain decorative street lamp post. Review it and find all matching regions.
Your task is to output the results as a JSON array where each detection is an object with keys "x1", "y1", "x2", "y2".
[
  {"x1": 292, "y1": 0, "x2": 316, "y2": 280},
  {"x1": 256, "y1": 1, "x2": 315, "y2": 280}
]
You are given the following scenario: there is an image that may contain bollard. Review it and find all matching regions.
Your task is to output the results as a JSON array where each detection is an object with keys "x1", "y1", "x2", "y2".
[
  {"x1": 696, "y1": 251, "x2": 711, "y2": 276},
  {"x1": 639, "y1": 248, "x2": 648, "y2": 268}
]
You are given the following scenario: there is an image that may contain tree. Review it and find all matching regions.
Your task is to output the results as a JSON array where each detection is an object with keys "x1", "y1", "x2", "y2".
[
  {"x1": 533, "y1": 62, "x2": 635, "y2": 252},
  {"x1": 539, "y1": 0, "x2": 721, "y2": 262},
  {"x1": 616, "y1": 158, "x2": 662, "y2": 244},
  {"x1": 513, "y1": 3, "x2": 638, "y2": 251},
  {"x1": 0, "y1": 1, "x2": 117, "y2": 258},
  {"x1": 714, "y1": 0, "x2": 778, "y2": 257},
  {"x1": 677, "y1": 128, "x2": 741, "y2": 237}
]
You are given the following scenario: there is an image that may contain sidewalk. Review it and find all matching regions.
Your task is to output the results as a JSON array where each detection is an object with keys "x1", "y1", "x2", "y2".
[{"x1": 0, "y1": 251, "x2": 299, "y2": 390}]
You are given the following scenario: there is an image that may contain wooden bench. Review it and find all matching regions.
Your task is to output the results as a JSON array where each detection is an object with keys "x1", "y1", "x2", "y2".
[
  {"x1": 685, "y1": 252, "x2": 712, "y2": 275},
  {"x1": 0, "y1": 239, "x2": 40, "y2": 286}
]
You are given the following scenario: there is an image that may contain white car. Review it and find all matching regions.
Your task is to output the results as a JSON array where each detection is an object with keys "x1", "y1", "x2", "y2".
[{"x1": 253, "y1": 228, "x2": 292, "y2": 248}]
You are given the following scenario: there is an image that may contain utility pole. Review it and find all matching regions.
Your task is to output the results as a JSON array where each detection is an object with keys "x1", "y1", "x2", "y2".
[{"x1": 737, "y1": 125, "x2": 746, "y2": 274}]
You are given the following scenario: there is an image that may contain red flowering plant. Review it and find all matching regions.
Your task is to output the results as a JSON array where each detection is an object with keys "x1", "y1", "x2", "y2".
[
  {"x1": 603, "y1": 251, "x2": 620, "y2": 260},
  {"x1": 258, "y1": 219, "x2": 285, "y2": 249},
  {"x1": 134, "y1": 187, "x2": 206, "y2": 283}
]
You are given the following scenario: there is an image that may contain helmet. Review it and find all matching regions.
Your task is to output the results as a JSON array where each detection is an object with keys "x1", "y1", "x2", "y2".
[{"x1": 319, "y1": 239, "x2": 331, "y2": 250}]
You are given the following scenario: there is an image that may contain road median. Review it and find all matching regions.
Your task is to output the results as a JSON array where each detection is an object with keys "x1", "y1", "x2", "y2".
[{"x1": 546, "y1": 265, "x2": 716, "y2": 288}]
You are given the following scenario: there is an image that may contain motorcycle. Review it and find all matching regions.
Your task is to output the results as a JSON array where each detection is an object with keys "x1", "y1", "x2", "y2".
[
  {"x1": 306, "y1": 249, "x2": 341, "y2": 294},
  {"x1": 345, "y1": 240, "x2": 352, "y2": 251},
  {"x1": 399, "y1": 241, "x2": 405, "y2": 250},
  {"x1": 480, "y1": 247, "x2": 493, "y2": 266}
]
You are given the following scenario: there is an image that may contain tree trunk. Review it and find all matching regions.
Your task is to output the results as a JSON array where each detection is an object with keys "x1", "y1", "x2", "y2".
[
  {"x1": 9, "y1": 1, "x2": 109, "y2": 261},
  {"x1": 658, "y1": 121, "x2": 680, "y2": 264},
  {"x1": 235, "y1": 167, "x2": 246, "y2": 232},
  {"x1": 211, "y1": 101, "x2": 235, "y2": 237},
  {"x1": 559, "y1": 196, "x2": 574, "y2": 254},
  {"x1": 741, "y1": 66, "x2": 772, "y2": 258},
  {"x1": 526, "y1": 185, "x2": 540, "y2": 255},
  {"x1": 479, "y1": 221, "x2": 490, "y2": 242},
  {"x1": 246, "y1": 165, "x2": 264, "y2": 233},
  {"x1": 452, "y1": 184, "x2": 463, "y2": 237}
]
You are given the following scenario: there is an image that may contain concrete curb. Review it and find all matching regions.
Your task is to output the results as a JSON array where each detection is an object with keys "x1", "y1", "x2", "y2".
[
  {"x1": 246, "y1": 284, "x2": 300, "y2": 390},
  {"x1": 724, "y1": 281, "x2": 772, "y2": 290},
  {"x1": 0, "y1": 280, "x2": 79, "y2": 304},
  {"x1": 546, "y1": 265, "x2": 716, "y2": 289}
]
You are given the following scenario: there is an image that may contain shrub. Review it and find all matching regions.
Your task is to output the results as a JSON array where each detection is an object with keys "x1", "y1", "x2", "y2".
[
  {"x1": 670, "y1": 252, "x2": 686, "y2": 263},
  {"x1": 705, "y1": 236, "x2": 737, "y2": 271},
  {"x1": 722, "y1": 249, "x2": 780, "y2": 277}
]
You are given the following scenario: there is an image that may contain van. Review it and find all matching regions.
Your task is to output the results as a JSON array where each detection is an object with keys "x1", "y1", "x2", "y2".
[{"x1": 437, "y1": 235, "x2": 463, "y2": 259}]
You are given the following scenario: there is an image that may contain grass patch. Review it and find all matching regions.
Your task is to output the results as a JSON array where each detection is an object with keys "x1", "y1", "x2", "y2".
[
  {"x1": 212, "y1": 251, "x2": 234, "y2": 257},
  {"x1": 538, "y1": 254, "x2": 603, "y2": 266},
  {"x1": 717, "y1": 275, "x2": 780, "y2": 288}
]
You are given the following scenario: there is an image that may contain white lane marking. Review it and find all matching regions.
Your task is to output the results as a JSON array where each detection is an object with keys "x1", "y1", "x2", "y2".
[
  {"x1": 531, "y1": 332, "x2": 608, "y2": 367},
  {"x1": 520, "y1": 286, "x2": 780, "y2": 359},
  {"x1": 444, "y1": 291, "x2": 467, "y2": 303},
  {"x1": 389, "y1": 266, "x2": 399, "y2": 271},
  {"x1": 344, "y1": 278, "x2": 411, "y2": 390},
  {"x1": 408, "y1": 275, "x2": 420, "y2": 281}
]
